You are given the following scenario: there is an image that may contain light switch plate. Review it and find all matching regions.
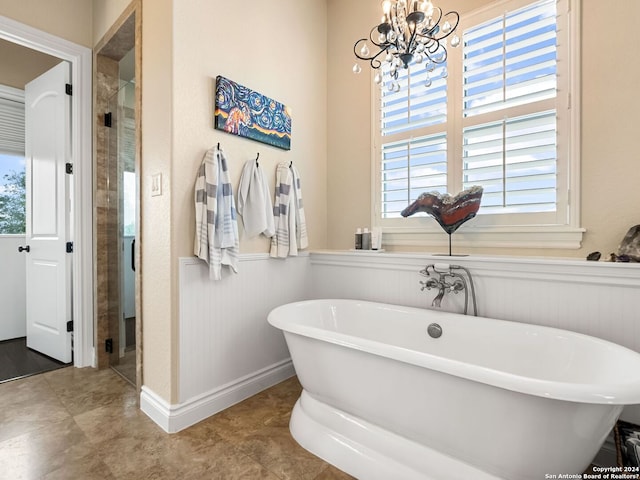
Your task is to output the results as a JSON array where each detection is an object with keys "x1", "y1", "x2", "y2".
[{"x1": 151, "y1": 173, "x2": 162, "y2": 196}]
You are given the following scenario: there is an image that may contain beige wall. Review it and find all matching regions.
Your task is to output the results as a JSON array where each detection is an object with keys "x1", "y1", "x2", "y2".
[
  {"x1": 327, "y1": 0, "x2": 640, "y2": 258},
  {"x1": 139, "y1": 0, "x2": 328, "y2": 402},
  {"x1": 0, "y1": 0, "x2": 92, "y2": 47},
  {"x1": 172, "y1": 0, "x2": 328, "y2": 259},
  {"x1": 140, "y1": 0, "x2": 174, "y2": 401},
  {"x1": 579, "y1": 0, "x2": 640, "y2": 258},
  {"x1": 92, "y1": 0, "x2": 132, "y2": 46}
]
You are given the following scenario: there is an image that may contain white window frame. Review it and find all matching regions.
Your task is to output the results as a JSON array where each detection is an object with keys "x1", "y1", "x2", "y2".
[{"x1": 372, "y1": 0, "x2": 583, "y2": 249}]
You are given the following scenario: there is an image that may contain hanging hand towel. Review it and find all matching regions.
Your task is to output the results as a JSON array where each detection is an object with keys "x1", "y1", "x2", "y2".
[
  {"x1": 237, "y1": 159, "x2": 275, "y2": 238},
  {"x1": 194, "y1": 145, "x2": 239, "y2": 280},
  {"x1": 270, "y1": 162, "x2": 308, "y2": 258}
]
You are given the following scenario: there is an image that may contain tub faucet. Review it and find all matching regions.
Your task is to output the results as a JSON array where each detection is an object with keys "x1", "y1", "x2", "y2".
[{"x1": 419, "y1": 264, "x2": 478, "y2": 316}]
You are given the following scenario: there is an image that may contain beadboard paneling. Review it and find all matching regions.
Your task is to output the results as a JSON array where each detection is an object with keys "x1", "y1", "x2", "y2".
[
  {"x1": 310, "y1": 251, "x2": 640, "y2": 353},
  {"x1": 178, "y1": 254, "x2": 311, "y2": 404}
]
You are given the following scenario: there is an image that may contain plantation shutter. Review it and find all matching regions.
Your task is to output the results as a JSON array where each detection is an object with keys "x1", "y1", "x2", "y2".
[
  {"x1": 0, "y1": 92, "x2": 25, "y2": 156},
  {"x1": 462, "y1": 111, "x2": 557, "y2": 214},
  {"x1": 461, "y1": 0, "x2": 558, "y2": 214},
  {"x1": 380, "y1": 61, "x2": 448, "y2": 217},
  {"x1": 381, "y1": 133, "x2": 447, "y2": 218}
]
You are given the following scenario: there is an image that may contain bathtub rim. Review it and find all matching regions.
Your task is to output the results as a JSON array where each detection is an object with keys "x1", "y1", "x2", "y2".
[{"x1": 268, "y1": 299, "x2": 640, "y2": 405}]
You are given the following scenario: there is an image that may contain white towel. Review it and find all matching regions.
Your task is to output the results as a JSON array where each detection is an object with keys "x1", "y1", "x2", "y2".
[
  {"x1": 194, "y1": 145, "x2": 239, "y2": 280},
  {"x1": 270, "y1": 162, "x2": 308, "y2": 258},
  {"x1": 237, "y1": 159, "x2": 275, "y2": 238}
]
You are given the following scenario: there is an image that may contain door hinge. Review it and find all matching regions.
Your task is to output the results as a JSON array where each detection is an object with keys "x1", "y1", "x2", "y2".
[
  {"x1": 66, "y1": 241, "x2": 73, "y2": 253},
  {"x1": 105, "y1": 338, "x2": 113, "y2": 354},
  {"x1": 65, "y1": 83, "x2": 72, "y2": 96},
  {"x1": 65, "y1": 163, "x2": 73, "y2": 174},
  {"x1": 66, "y1": 320, "x2": 73, "y2": 332},
  {"x1": 104, "y1": 112, "x2": 112, "y2": 128}
]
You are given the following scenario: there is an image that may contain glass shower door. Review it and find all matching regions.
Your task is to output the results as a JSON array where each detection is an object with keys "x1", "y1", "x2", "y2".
[{"x1": 107, "y1": 80, "x2": 137, "y2": 385}]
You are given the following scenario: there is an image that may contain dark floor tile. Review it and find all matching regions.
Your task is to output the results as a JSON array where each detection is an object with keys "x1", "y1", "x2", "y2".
[{"x1": 0, "y1": 338, "x2": 69, "y2": 383}]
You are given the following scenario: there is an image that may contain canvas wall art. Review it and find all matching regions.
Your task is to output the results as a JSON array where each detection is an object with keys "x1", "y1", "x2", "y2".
[{"x1": 214, "y1": 76, "x2": 292, "y2": 150}]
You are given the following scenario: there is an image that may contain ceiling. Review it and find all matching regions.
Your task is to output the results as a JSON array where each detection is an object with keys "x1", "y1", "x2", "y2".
[{"x1": 0, "y1": 37, "x2": 62, "y2": 89}]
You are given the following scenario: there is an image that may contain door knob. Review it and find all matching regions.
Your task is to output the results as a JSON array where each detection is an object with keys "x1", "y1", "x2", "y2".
[{"x1": 18, "y1": 245, "x2": 30, "y2": 253}]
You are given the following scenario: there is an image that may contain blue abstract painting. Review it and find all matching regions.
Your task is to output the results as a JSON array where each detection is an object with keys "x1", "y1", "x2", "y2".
[{"x1": 214, "y1": 76, "x2": 292, "y2": 150}]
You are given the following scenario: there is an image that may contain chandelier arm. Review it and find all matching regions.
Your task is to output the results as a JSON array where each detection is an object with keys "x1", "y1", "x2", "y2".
[
  {"x1": 354, "y1": 25, "x2": 391, "y2": 62},
  {"x1": 407, "y1": 17, "x2": 419, "y2": 52},
  {"x1": 369, "y1": 47, "x2": 388, "y2": 70},
  {"x1": 434, "y1": 11, "x2": 460, "y2": 41},
  {"x1": 426, "y1": 7, "x2": 444, "y2": 35},
  {"x1": 423, "y1": 43, "x2": 448, "y2": 64}
]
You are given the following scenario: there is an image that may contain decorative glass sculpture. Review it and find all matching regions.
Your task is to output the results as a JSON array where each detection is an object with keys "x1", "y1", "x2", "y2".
[{"x1": 401, "y1": 185, "x2": 483, "y2": 255}]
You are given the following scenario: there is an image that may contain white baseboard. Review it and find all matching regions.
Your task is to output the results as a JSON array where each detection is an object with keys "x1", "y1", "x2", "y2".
[{"x1": 140, "y1": 359, "x2": 295, "y2": 433}]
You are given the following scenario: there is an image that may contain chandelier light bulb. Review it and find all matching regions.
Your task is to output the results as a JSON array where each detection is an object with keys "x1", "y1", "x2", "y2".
[
  {"x1": 379, "y1": 32, "x2": 387, "y2": 43},
  {"x1": 360, "y1": 44, "x2": 370, "y2": 56},
  {"x1": 441, "y1": 21, "x2": 452, "y2": 34},
  {"x1": 426, "y1": 62, "x2": 435, "y2": 72},
  {"x1": 441, "y1": 67, "x2": 448, "y2": 78},
  {"x1": 353, "y1": 63, "x2": 362, "y2": 74},
  {"x1": 387, "y1": 82, "x2": 395, "y2": 92},
  {"x1": 374, "y1": 72, "x2": 382, "y2": 84},
  {"x1": 451, "y1": 34, "x2": 461, "y2": 48},
  {"x1": 425, "y1": 75, "x2": 432, "y2": 87}
]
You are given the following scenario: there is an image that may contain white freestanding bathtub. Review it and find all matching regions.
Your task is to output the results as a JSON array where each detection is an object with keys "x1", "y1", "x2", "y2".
[{"x1": 268, "y1": 299, "x2": 640, "y2": 480}]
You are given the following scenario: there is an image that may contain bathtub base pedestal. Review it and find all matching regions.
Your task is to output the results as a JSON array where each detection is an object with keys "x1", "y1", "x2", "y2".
[{"x1": 290, "y1": 390, "x2": 501, "y2": 480}]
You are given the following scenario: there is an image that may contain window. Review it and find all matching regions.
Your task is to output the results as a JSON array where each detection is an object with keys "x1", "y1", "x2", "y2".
[
  {"x1": 0, "y1": 85, "x2": 26, "y2": 235},
  {"x1": 374, "y1": 0, "x2": 582, "y2": 248}
]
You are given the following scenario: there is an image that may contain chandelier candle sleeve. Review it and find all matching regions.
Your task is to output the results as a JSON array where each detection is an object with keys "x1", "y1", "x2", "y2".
[{"x1": 353, "y1": 0, "x2": 460, "y2": 90}]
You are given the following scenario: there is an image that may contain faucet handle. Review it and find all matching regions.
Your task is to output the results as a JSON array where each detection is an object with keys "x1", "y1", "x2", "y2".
[
  {"x1": 420, "y1": 278, "x2": 439, "y2": 291},
  {"x1": 451, "y1": 278, "x2": 465, "y2": 293}
]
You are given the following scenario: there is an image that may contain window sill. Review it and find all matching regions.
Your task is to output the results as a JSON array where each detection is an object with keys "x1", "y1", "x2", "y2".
[{"x1": 381, "y1": 224, "x2": 586, "y2": 250}]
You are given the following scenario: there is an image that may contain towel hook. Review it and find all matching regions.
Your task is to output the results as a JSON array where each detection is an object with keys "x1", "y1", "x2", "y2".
[
  {"x1": 217, "y1": 142, "x2": 220, "y2": 149},
  {"x1": 289, "y1": 160, "x2": 292, "y2": 168},
  {"x1": 255, "y1": 152, "x2": 260, "y2": 167}
]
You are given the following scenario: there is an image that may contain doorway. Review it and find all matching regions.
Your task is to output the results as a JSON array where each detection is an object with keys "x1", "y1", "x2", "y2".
[
  {"x1": 0, "y1": 15, "x2": 93, "y2": 369},
  {"x1": 94, "y1": 3, "x2": 142, "y2": 392}
]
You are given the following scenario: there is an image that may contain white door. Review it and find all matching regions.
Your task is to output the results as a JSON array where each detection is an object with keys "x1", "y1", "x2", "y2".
[{"x1": 24, "y1": 62, "x2": 72, "y2": 363}]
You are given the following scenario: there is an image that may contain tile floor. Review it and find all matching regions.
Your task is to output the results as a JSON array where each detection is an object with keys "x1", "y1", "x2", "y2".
[
  {"x1": 0, "y1": 337, "x2": 69, "y2": 383},
  {"x1": 0, "y1": 367, "x2": 354, "y2": 480}
]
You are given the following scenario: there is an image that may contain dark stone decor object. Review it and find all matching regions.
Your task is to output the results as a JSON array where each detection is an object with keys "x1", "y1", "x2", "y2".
[
  {"x1": 586, "y1": 251, "x2": 601, "y2": 261},
  {"x1": 617, "y1": 225, "x2": 640, "y2": 262},
  {"x1": 401, "y1": 186, "x2": 483, "y2": 256}
]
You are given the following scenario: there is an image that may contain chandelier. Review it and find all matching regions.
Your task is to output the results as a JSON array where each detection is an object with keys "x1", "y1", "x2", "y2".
[{"x1": 353, "y1": 0, "x2": 460, "y2": 91}]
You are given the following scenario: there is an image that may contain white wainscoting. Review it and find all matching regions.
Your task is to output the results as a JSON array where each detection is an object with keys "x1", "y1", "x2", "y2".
[
  {"x1": 0, "y1": 236, "x2": 26, "y2": 341},
  {"x1": 310, "y1": 250, "x2": 640, "y2": 424},
  {"x1": 150, "y1": 249, "x2": 640, "y2": 433},
  {"x1": 142, "y1": 254, "x2": 311, "y2": 433}
]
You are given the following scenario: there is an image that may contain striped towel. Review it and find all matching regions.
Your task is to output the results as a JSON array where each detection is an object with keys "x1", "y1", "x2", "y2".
[
  {"x1": 270, "y1": 162, "x2": 308, "y2": 258},
  {"x1": 237, "y1": 159, "x2": 275, "y2": 238},
  {"x1": 194, "y1": 145, "x2": 239, "y2": 280}
]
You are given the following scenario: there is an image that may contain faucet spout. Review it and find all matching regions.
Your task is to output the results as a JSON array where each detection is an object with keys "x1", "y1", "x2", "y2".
[{"x1": 432, "y1": 286, "x2": 445, "y2": 308}]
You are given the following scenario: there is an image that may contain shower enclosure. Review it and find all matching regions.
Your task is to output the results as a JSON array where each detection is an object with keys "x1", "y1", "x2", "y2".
[{"x1": 106, "y1": 78, "x2": 137, "y2": 385}]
